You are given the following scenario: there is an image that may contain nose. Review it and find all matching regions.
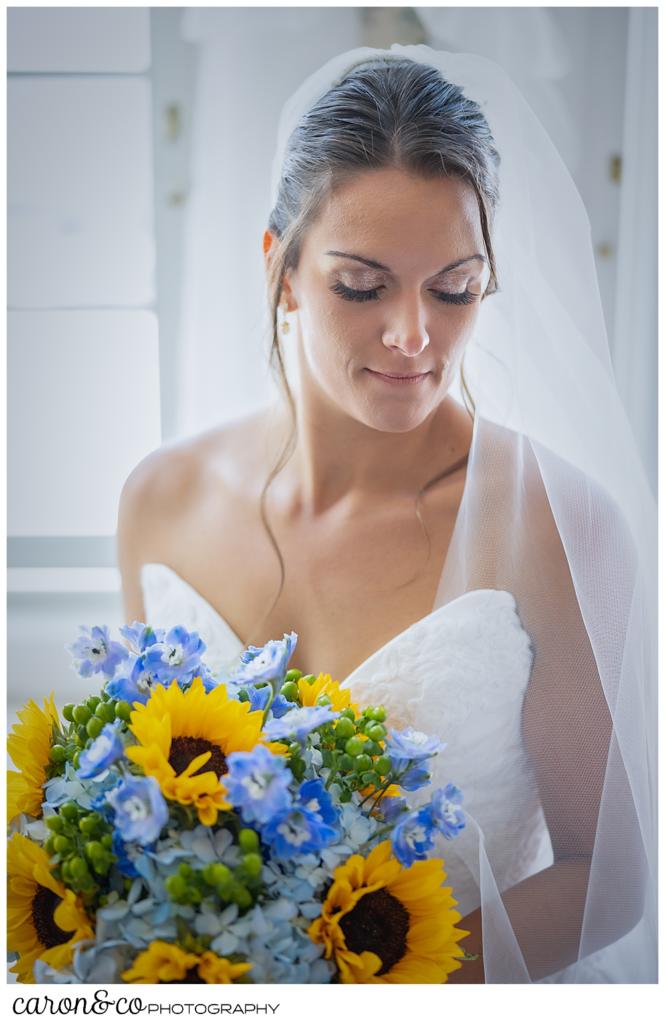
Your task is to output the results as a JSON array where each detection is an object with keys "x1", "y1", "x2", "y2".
[{"x1": 381, "y1": 292, "x2": 430, "y2": 357}]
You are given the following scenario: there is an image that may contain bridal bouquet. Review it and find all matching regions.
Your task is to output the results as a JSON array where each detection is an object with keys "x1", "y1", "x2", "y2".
[{"x1": 7, "y1": 622, "x2": 469, "y2": 985}]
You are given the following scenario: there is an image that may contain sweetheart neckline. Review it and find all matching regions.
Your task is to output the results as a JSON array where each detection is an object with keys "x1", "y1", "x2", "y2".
[{"x1": 140, "y1": 561, "x2": 512, "y2": 686}]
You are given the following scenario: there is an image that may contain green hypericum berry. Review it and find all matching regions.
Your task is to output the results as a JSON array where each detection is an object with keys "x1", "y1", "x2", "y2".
[
  {"x1": 334, "y1": 717, "x2": 355, "y2": 740},
  {"x1": 84, "y1": 841, "x2": 105, "y2": 861},
  {"x1": 72, "y1": 751, "x2": 81, "y2": 769},
  {"x1": 101, "y1": 833, "x2": 113, "y2": 849},
  {"x1": 178, "y1": 863, "x2": 193, "y2": 877},
  {"x1": 44, "y1": 835, "x2": 57, "y2": 855},
  {"x1": 86, "y1": 695, "x2": 101, "y2": 711},
  {"x1": 166, "y1": 875, "x2": 188, "y2": 901},
  {"x1": 364, "y1": 741, "x2": 382, "y2": 757},
  {"x1": 375, "y1": 755, "x2": 392, "y2": 776},
  {"x1": 45, "y1": 815, "x2": 63, "y2": 832},
  {"x1": 79, "y1": 815, "x2": 98, "y2": 834},
  {"x1": 339, "y1": 754, "x2": 355, "y2": 772},
  {"x1": 73, "y1": 705, "x2": 92, "y2": 726},
  {"x1": 302, "y1": 674, "x2": 317, "y2": 685},
  {"x1": 364, "y1": 706, "x2": 377, "y2": 720},
  {"x1": 242, "y1": 853, "x2": 262, "y2": 877},
  {"x1": 344, "y1": 737, "x2": 364, "y2": 757},
  {"x1": 86, "y1": 716, "x2": 104, "y2": 739},
  {"x1": 355, "y1": 754, "x2": 373, "y2": 774},
  {"x1": 62, "y1": 703, "x2": 75, "y2": 722},
  {"x1": 49, "y1": 744, "x2": 67, "y2": 763},
  {"x1": 97, "y1": 701, "x2": 116, "y2": 724},
  {"x1": 284, "y1": 668, "x2": 302, "y2": 682},
  {"x1": 367, "y1": 724, "x2": 386, "y2": 743},
  {"x1": 69, "y1": 856, "x2": 88, "y2": 880},
  {"x1": 60, "y1": 802, "x2": 79, "y2": 821},
  {"x1": 280, "y1": 680, "x2": 299, "y2": 703},
  {"x1": 115, "y1": 701, "x2": 132, "y2": 722},
  {"x1": 373, "y1": 706, "x2": 387, "y2": 722},
  {"x1": 238, "y1": 829, "x2": 259, "y2": 854},
  {"x1": 233, "y1": 884, "x2": 253, "y2": 910},
  {"x1": 53, "y1": 835, "x2": 72, "y2": 854}
]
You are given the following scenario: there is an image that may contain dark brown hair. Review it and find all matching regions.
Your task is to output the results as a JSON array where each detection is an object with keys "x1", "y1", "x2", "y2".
[{"x1": 253, "y1": 57, "x2": 501, "y2": 639}]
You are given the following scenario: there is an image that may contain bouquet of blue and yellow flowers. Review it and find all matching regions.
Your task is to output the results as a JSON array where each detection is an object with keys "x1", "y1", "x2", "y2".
[{"x1": 7, "y1": 622, "x2": 469, "y2": 984}]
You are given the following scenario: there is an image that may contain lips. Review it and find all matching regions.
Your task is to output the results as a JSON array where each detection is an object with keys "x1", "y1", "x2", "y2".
[{"x1": 368, "y1": 370, "x2": 429, "y2": 379}]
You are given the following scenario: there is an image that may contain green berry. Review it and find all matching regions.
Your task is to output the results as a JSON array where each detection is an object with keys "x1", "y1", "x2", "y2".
[
  {"x1": 60, "y1": 802, "x2": 79, "y2": 822},
  {"x1": 73, "y1": 705, "x2": 92, "y2": 726},
  {"x1": 339, "y1": 754, "x2": 355, "y2": 772},
  {"x1": 364, "y1": 741, "x2": 382, "y2": 757},
  {"x1": 280, "y1": 680, "x2": 299, "y2": 703},
  {"x1": 80, "y1": 813, "x2": 101, "y2": 834},
  {"x1": 86, "y1": 695, "x2": 101, "y2": 711},
  {"x1": 302, "y1": 674, "x2": 317, "y2": 685},
  {"x1": 373, "y1": 706, "x2": 386, "y2": 722},
  {"x1": 345, "y1": 737, "x2": 364, "y2": 757},
  {"x1": 334, "y1": 717, "x2": 355, "y2": 740},
  {"x1": 72, "y1": 751, "x2": 81, "y2": 769},
  {"x1": 84, "y1": 840, "x2": 105, "y2": 861},
  {"x1": 375, "y1": 755, "x2": 392, "y2": 776},
  {"x1": 101, "y1": 833, "x2": 113, "y2": 849},
  {"x1": 62, "y1": 703, "x2": 75, "y2": 722},
  {"x1": 316, "y1": 694, "x2": 332, "y2": 707},
  {"x1": 238, "y1": 829, "x2": 259, "y2": 854},
  {"x1": 45, "y1": 815, "x2": 64, "y2": 832},
  {"x1": 97, "y1": 701, "x2": 116, "y2": 724},
  {"x1": 166, "y1": 875, "x2": 188, "y2": 901},
  {"x1": 355, "y1": 754, "x2": 373, "y2": 773},
  {"x1": 69, "y1": 856, "x2": 88, "y2": 880},
  {"x1": 367, "y1": 724, "x2": 386, "y2": 743},
  {"x1": 284, "y1": 668, "x2": 302, "y2": 682},
  {"x1": 362, "y1": 772, "x2": 382, "y2": 788},
  {"x1": 340, "y1": 707, "x2": 356, "y2": 720},
  {"x1": 233, "y1": 884, "x2": 253, "y2": 910},
  {"x1": 178, "y1": 862, "x2": 193, "y2": 877},
  {"x1": 86, "y1": 716, "x2": 103, "y2": 739},
  {"x1": 242, "y1": 853, "x2": 262, "y2": 877},
  {"x1": 53, "y1": 835, "x2": 72, "y2": 854},
  {"x1": 114, "y1": 700, "x2": 132, "y2": 722}
]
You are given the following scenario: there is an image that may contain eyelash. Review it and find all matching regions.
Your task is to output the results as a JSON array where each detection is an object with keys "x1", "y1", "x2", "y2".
[{"x1": 331, "y1": 281, "x2": 478, "y2": 306}]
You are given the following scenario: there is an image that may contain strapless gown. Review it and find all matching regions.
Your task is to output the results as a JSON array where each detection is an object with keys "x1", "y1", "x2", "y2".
[{"x1": 140, "y1": 561, "x2": 554, "y2": 909}]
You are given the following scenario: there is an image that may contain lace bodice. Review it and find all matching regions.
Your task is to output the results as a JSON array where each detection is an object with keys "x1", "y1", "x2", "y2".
[{"x1": 141, "y1": 561, "x2": 554, "y2": 920}]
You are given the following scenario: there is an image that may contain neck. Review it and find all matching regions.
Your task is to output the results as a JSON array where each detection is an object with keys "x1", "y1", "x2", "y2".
[{"x1": 265, "y1": 361, "x2": 470, "y2": 523}]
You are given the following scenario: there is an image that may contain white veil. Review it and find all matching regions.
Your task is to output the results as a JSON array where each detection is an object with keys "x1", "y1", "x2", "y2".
[{"x1": 269, "y1": 44, "x2": 657, "y2": 983}]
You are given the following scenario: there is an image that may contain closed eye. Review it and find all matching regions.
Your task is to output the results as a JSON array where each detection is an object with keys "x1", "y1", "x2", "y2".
[{"x1": 330, "y1": 281, "x2": 478, "y2": 306}]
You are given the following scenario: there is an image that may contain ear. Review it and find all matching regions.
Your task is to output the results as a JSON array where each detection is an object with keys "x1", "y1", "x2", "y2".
[{"x1": 263, "y1": 229, "x2": 298, "y2": 313}]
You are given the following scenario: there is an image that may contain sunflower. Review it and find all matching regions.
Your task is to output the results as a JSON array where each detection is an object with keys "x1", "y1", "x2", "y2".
[
  {"x1": 308, "y1": 840, "x2": 469, "y2": 983},
  {"x1": 7, "y1": 833, "x2": 94, "y2": 983},
  {"x1": 298, "y1": 673, "x2": 359, "y2": 715},
  {"x1": 125, "y1": 677, "x2": 281, "y2": 826},
  {"x1": 7, "y1": 693, "x2": 60, "y2": 823},
  {"x1": 122, "y1": 941, "x2": 252, "y2": 984}
]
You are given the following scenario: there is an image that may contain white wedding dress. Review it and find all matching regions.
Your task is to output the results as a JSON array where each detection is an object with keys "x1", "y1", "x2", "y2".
[{"x1": 140, "y1": 563, "x2": 555, "y2": 912}]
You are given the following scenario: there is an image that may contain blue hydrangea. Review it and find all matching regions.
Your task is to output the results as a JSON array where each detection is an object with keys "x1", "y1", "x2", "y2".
[
  {"x1": 223, "y1": 746, "x2": 293, "y2": 826},
  {"x1": 428, "y1": 784, "x2": 466, "y2": 839},
  {"x1": 77, "y1": 725, "x2": 124, "y2": 779},
  {"x1": 385, "y1": 725, "x2": 446, "y2": 763},
  {"x1": 391, "y1": 807, "x2": 436, "y2": 867},
  {"x1": 141, "y1": 626, "x2": 207, "y2": 686},
  {"x1": 297, "y1": 779, "x2": 339, "y2": 828},
  {"x1": 107, "y1": 776, "x2": 168, "y2": 845},
  {"x1": 232, "y1": 631, "x2": 298, "y2": 687},
  {"x1": 263, "y1": 705, "x2": 339, "y2": 743},
  {"x1": 261, "y1": 805, "x2": 338, "y2": 860},
  {"x1": 65, "y1": 625, "x2": 129, "y2": 679}
]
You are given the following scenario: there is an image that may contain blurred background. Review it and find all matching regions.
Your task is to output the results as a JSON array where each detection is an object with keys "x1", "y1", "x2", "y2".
[{"x1": 7, "y1": 5, "x2": 657, "y2": 721}]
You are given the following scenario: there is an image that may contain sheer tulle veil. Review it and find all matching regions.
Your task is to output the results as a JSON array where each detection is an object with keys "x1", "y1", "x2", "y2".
[{"x1": 268, "y1": 44, "x2": 657, "y2": 982}]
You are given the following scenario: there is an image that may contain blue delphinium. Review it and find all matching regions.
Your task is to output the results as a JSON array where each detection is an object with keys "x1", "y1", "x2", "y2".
[
  {"x1": 77, "y1": 725, "x2": 124, "y2": 779},
  {"x1": 385, "y1": 725, "x2": 446, "y2": 763},
  {"x1": 141, "y1": 626, "x2": 207, "y2": 686},
  {"x1": 297, "y1": 779, "x2": 339, "y2": 828},
  {"x1": 391, "y1": 807, "x2": 436, "y2": 867},
  {"x1": 233, "y1": 631, "x2": 298, "y2": 687},
  {"x1": 263, "y1": 705, "x2": 339, "y2": 743},
  {"x1": 223, "y1": 746, "x2": 292, "y2": 826},
  {"x1": 119, "y1": 621, "x2": 165, "y2": 654},
  {"x1": 107, "y1": 776, "x2": 168, "y2": 845},
  {"x1": 261, "y1": 805, "x2": 338, "y2": 860},
  {"x1": 66, "y1": 625, "x2": 129, "y2": 679},
  {"x1": 428, "y1": 784, "x2": 466, "y2": 839},
  {"x1": 398, "y1": 762, "x2": 432, "y2": 792}
]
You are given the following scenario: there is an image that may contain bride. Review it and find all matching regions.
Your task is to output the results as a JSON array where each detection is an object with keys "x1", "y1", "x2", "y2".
[{"x1": 116, "y1": 45, "x2": 656, "y2": 984}]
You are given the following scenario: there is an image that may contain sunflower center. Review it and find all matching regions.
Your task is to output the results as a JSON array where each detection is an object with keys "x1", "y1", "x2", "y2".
[
  {"x1": 341, "y1": 887, "x2": 409, "y2": 976},
  {"x1": 168, "y1": 736, "x2": 227, "y2": 778},
  {"x1": 164, "y1": 967, "x2": 204, "y2": 984},
  {"x1": 31, "y1": 885, "x2": 75, "y2": 949}
]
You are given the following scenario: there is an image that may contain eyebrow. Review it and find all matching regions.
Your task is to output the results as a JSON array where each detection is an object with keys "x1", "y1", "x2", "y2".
[{"x1": 324, "y1": 250, "x2": 487, "y2": 274}]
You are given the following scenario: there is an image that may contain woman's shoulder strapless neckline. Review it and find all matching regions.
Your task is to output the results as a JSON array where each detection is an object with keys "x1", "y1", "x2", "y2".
[{"x1": 139, "y1": 561, "x2": 532, "y2": 689}]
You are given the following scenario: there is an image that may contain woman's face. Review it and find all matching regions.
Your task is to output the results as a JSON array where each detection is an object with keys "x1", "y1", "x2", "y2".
[{"x1": 278, "y1": 166, "x2": 489, "y2": 433}]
